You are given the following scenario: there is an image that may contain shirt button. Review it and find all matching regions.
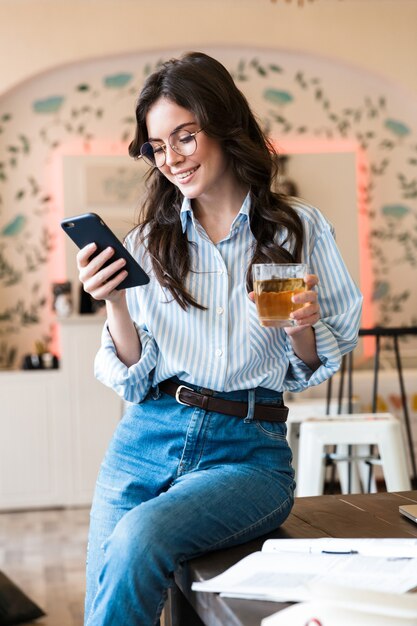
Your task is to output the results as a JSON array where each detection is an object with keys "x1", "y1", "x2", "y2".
[
  {"x1": 216, "y1": 306, "x2": 224, "y2": 315},
  {"x1": 215, "y1": 349, "x2": 223, "y2": 357},
  {"x1": 218, "y1": 269, "x2": 224, "y2": 275}
]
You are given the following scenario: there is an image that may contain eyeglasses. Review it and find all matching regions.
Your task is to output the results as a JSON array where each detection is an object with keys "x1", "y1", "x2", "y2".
[{"x1": 138, "y1": 127, "x2": 204, "y2": 168}]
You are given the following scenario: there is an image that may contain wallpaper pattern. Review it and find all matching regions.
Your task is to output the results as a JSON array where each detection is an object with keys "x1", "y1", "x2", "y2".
[{"x1": 0, "y1": 48, "x2": 416, "y2": 368}]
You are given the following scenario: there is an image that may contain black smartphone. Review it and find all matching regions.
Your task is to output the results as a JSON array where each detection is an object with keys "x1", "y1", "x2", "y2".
[{"x1": 60, "y1": 212, "x2": 150, "y2": 289}]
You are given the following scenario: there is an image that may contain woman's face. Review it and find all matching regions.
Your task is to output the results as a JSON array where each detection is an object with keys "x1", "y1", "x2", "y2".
[{"x1": 145, "y1": 97, "x2": 232, "y2": 201}]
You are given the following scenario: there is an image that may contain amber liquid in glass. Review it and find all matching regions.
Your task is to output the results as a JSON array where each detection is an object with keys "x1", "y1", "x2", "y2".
[{"x1": 254, "y1": 277, "x2": 305, "y2": 327}]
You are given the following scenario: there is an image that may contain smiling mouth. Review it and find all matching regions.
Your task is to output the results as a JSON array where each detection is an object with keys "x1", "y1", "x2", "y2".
[{"x1": 175, "y1": 166, "x2": 199, "y2": 181}]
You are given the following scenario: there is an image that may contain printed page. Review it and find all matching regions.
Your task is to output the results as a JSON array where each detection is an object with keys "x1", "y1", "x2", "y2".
[
  {"x1": 316, "y1": 554, "x2": 417, "y2": 594},
  {"x1": 192, "y1": 549, "x2": 417, "y2": 602},
  {"x1": 262, "y1": 537, "x2": 417, "y2": 558},
  {"x1": 192, "y1": 551, "x2": 338, "y2": 602}
]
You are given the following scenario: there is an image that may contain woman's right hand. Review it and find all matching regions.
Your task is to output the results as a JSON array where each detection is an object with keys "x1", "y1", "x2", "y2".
[{"x1": 77, "y1": 243, "x2": 128, "y2": 303}]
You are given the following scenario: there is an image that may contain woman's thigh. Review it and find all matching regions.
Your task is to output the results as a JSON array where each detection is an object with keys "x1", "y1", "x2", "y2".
[
  {"x1": 91, "y1": 392, "x2": 294, "y2": 515},
  {"x1": 105, "y1": 459, "x2": 294, "y2": 580},
  {"x1": 91, "y1": 389, "x2": 294, "y2": 528}
]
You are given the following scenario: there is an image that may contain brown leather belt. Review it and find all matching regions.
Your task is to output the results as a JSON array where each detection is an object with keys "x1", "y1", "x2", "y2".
[{"x1": 159, "y1": 380, "x2": 288, "y2": 423}]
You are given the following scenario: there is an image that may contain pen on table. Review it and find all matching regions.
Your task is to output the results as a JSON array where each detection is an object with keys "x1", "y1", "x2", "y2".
[{"x1": 321, "y1": 550, "x2": 359, "y2": 554}]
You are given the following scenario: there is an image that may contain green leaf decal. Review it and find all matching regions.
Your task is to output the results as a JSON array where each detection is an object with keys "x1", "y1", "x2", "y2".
[
  {"x1": 104, "y1": 73, "x2": 133, "y2": 88},
  {"x1": 1, "y1": 214, "x2": 26, "y2": 236},
  {"x1": 33, "y1": 96, "x2": 64, "y2": 113},
  {"x1": 381, "y1": 204, "x2": 410, "y2": 218},
  {"x1": 263, "y1": 89, "x2": 294, "y2": 105},
  {"x1": 372, "y1": 281, "x2": 390, "y2": 300},
  {"x1": 384, "y1": 118, "x2": 411, "y2": 137}
]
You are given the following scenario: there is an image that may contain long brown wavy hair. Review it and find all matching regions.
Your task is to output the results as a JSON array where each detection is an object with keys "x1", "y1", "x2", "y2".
[{"x1": 129, "y1": 51, "x2": 303, "y2": 310}]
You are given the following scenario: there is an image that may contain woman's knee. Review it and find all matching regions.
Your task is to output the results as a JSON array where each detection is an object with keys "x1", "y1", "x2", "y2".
[{"x1": 104, "y1": 503, "x2": 172, "y2": 568}]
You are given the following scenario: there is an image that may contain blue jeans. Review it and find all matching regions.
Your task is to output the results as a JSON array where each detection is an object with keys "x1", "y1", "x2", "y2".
[{"x1": 84, "y1": 384, "x2": 295, "y2": 626}]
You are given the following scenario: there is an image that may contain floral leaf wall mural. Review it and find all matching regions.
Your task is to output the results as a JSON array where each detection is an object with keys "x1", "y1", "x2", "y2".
[{"x1": 0, "y1": 47, "x2": 416, "y2": 369}]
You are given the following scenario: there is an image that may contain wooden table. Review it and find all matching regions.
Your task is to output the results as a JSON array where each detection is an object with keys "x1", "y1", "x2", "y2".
[{"x1": 169, "y1": 490, "x2": 417, "y2": 626}]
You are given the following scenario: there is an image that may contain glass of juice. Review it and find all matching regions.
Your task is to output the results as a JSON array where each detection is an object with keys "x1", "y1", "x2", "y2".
[{"x1": 252, "y1": 263, "x2": 308, "y2": 327}]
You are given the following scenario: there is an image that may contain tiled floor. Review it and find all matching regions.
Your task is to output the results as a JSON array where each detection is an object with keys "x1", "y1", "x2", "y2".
[
  {"x1": 0, "y1": 507, "x2": 89, "y2": 625},
  {"x1": 0, "y1": 507, "x2": 169, "y2": 626}
]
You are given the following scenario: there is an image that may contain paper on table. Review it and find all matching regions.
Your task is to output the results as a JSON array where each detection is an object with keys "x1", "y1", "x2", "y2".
[
  {"x1": 261, "y1": 584, "x2": 417, "y2": 626},
  {"x1": 261, "y1": 599, "x2": 417, "y2": 626},
  {"x1": 191, "y1": 538, "x2": 417, "y2": 603},
  {"x1": 308, "y1": 582, "x2": 417, "y2": 619},
  {"x1": 262, "y1": 537, "x2": 417, "y2": 558}
]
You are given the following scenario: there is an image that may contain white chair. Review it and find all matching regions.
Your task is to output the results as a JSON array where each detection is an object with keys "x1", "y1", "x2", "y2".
[
  {"x1": 296, "y1": 412, "x2": 411, "y2": 497},
  {"x1": 286, "y1": 397, "x2": 360, "y2": 482}
]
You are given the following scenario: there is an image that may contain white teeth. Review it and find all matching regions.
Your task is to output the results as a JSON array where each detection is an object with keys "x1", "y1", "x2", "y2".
[{"x1": 177, "y1": 167, "x2": 198, "y2": 180}]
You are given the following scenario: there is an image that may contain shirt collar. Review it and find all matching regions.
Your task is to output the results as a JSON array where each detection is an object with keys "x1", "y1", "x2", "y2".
[
  {"x1": 180, "y1": 197, "x2": 193, "y2": 233},
  {"x1": 179, "y1": 192, "x2": 251, "y2": 234}
]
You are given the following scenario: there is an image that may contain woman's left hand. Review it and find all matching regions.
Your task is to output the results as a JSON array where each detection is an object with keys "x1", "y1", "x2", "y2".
[
  {"x1": 284, "y1": 273, "x2": 320, "y2": 336},
  {"x1": 248, "y1": 273, "x2": 320, "y2": 335}
]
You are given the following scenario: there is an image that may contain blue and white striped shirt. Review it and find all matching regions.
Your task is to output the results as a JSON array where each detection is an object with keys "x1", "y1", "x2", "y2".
[{"x1": 95, "y1": 194, "x2": 363, "y2": 403}]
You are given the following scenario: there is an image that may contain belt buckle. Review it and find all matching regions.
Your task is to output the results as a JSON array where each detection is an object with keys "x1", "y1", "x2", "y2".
[{"x1": 175, "y1": 384, "x2": 194, "y2": 406}]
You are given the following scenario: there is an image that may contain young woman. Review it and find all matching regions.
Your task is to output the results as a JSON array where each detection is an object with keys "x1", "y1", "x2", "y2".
[{"x1": 77, "y1": 51, "x2": 362, "y2": 626}]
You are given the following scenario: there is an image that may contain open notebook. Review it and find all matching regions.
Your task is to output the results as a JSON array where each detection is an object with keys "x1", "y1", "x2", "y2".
[{"x1": 192, "y1": 538, "x2": 417, "y2": 603}]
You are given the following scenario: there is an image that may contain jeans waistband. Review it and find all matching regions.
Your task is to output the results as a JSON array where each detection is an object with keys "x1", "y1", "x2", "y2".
[
  {"x1": 158, "y1": 378, "x2": 287, "y2": 423},
  {"x1": 169, "y1": 377, "x2": 284, "y2": 404}
]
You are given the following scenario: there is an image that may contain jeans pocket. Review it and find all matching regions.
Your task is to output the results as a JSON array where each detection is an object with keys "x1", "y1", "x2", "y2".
[{"x1": 255, "y1": 420, "x2": 288, "y2": 440}]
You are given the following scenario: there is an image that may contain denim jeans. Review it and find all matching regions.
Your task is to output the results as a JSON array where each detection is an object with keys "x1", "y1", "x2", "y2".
[{"x1": 84, "y1": 384, "x2": 295, "y2": 626}]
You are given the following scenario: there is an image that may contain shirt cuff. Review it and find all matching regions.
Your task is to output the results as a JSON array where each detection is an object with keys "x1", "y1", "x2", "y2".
[
  {"x1": 284, "y1": 320, "x2": 342, "y2": 392},
  {"x1": 94, "y1": 322, "x2": 158, "y2": 403}
]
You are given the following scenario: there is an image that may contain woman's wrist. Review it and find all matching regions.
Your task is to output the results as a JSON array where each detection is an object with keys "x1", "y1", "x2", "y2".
[
  {"x1": 288, "y1": 325, "x2": 321, "y2": 371},
  {"x1": 106, "y1": 295, "x2": 142, "y2": 366},
  {"x1": 106, "y1": 293, "x2": 129, "y2": 317}
]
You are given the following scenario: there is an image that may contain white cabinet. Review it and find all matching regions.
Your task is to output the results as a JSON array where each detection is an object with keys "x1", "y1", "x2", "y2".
[
  {"x1": 0, "y1": 370, "x2": 67, "y2": 509},
  {"x1": 0, "y1": 316, "x2": 123, "y2": 510},
  {"x1": 59, "y1": 315, "x2": 123, "y2": 505}
]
